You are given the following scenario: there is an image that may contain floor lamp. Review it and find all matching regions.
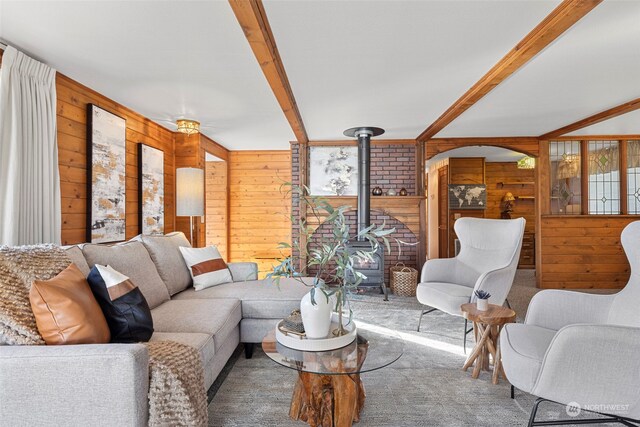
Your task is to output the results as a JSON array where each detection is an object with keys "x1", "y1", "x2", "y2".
[{"x1": 176, "y1": 167, "x2": 204, "y2": 246}]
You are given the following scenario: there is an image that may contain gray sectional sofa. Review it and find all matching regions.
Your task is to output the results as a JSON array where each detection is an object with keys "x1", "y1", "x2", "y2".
[{"x1": 0, "y1": 232, "x2": 309, "y2": 426}]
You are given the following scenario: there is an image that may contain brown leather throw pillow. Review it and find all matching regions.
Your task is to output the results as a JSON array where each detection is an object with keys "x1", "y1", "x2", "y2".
[{"x1": 30, "y1": 263, "x2": 110, "y2": 345}]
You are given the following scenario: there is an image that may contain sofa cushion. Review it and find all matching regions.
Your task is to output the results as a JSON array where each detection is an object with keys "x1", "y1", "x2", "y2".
[
  {"x1": 416, "y1": 281, "x2": 473, "y2": 316},
  {"x1": 64, "y1": 246, "x2": 91, "y2": 277},
  {"x1": 82, "y1": 241, "x2": 170, "y2": 309},
  {"x1": 30, "y1": 263, "x2": 111, "y2": 345},
  {"x1": 151, "y1": 299, "x2": 241, "y2": 351},
  {"x1": 150, "y1": 332, "x2": 215, "y2": 366},
  {"x1": 87, "y1": 265, "x2": 154, "y2": 343},
  {"x1": 500, "y1": 323, "x2": 556, "y2": 393},
  {"x1": 135, "y1": 232, "x2": 192, "y2": 296},
  {"x1": 179, "y1": 246, "x2": 233, "y2": 291},
  {"x1": 172, "y1": 277, "x2": 310, "y2": 319}
]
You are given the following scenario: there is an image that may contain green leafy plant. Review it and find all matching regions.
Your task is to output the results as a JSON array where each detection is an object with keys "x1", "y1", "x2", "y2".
[{"x1": 267, "y1": 184, "x2": 402, "y2": 335}]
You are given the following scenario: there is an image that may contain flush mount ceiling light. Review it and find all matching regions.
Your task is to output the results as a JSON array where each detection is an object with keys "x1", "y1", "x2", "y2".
[
  {"x1": 517, "y1": 156, "x2": 536, "y2": 169},
  {"x1": 176, "y1": 119, "x2": 200, "y2": 135}
]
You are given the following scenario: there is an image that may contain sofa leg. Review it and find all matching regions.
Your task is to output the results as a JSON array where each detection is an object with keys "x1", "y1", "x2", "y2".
[{"x1": 245, "y1": 343, "x2": 254, "y2": 359}]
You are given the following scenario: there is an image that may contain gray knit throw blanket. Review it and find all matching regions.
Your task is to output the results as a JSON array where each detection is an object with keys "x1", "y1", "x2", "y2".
[{"x1": 0, "y1": 245, "x2": 207, "y2": 426}]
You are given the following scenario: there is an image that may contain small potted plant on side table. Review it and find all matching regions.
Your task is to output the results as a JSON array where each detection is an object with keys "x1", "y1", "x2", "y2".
[{"x1": 475, "y1": 290, "x2": 491, "y2": 311}]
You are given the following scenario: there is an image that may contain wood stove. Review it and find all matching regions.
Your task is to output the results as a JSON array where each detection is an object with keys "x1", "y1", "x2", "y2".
[{"x1": 343, "y1": 126, "x2": 388, "y2": 299}]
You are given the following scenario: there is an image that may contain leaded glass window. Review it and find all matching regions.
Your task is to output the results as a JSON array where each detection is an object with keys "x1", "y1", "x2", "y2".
[
  {"x1": 628, "y1": 140, "x2": 640, "y2": 214},
  {"x1": 588, "y1": 140, "x2": 620, "y2": 215},
  {"x1": 550, "y1": 141, "x2": 581, "y2": 215}
]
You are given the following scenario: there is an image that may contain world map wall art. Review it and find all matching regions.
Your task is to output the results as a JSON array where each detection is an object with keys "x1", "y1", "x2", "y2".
[
  {"x1": 448, "y1": 184, "x2": 487, "y2": 210},
  {"x1": 138, "y1": 144, "x2": 164, "y2": 235},
  {"x1": 87, "y1": 104, "x2": 127, "y2": 243},
  {"x1": 309, "y1": 146, "x2": 358, "y2": 196}
]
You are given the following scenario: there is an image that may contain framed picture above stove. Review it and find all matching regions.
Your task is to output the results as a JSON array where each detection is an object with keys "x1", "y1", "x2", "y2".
[{"x1": 309, "y1": 146, "x2": 358, "y2": 196}]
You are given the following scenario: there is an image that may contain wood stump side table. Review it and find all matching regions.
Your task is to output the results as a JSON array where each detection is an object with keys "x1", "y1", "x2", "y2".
[
  {"x1": 262, "y1": 329, "x2": 403, "y2": 427},
  {"x1": 460, "y1": 303, "x2": 516, "y2": 385}
]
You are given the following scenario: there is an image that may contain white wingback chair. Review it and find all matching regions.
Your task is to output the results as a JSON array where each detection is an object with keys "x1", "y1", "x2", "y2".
[
  {"x1": 417, "y1": 217, "x2": 525, "y2": 343},
  {"x1": 501, "y1": 221, "x2": 640, "y2": 425}
]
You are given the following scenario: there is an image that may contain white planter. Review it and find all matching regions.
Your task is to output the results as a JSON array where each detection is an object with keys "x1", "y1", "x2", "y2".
[
  {"x1": 476, "y1": 298, "x2": 489, "y2": 311},
  {"x1": 300, "y1": 288, "x2": 332, "y2": 339}
]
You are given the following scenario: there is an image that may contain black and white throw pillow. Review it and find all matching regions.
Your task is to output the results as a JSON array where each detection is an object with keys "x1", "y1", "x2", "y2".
[{"x1": 87, "y1": 264, "x2": 154, "y2": 343}]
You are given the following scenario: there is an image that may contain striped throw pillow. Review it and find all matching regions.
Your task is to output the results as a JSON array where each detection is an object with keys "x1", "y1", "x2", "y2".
[{"x1": 179, "y1": 246, "x2": 233, "y2": 291}]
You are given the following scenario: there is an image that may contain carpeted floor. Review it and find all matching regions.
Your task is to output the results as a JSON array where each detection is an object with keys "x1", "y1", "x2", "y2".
[{"x1": 207, "y1": 271, "x2": 607, "y2": 426}]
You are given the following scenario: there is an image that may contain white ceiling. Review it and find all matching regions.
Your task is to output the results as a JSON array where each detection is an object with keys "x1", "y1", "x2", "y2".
[
  {"x1": 0, "y1": 0, "x2": 294, "y2": 150},
  {"x1": 0, "y1": 1, "x2": 638, "y2": 149},
  {"x1": 264, "y1": 0, "x2": 560, "y2": 140},
  {"x1": 566, "y1": 108, "x2": 640, "y2": 136},
  {"x1": 438, "y1": 0, "x2": 640, "y2": 138},
  {"x1": 426, "y1": 146, "x2": 527, "y2": 168}
]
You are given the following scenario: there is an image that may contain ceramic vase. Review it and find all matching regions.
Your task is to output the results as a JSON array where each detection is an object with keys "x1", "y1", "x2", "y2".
[
  {"x1": 300, "y1": 287, "x2": 332, "y2": 339},
  {"x1": 476, "y1": 298, "x2": 489, "y2": 311}
]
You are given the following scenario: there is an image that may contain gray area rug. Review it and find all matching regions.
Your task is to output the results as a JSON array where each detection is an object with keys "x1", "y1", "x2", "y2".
[{"x1": 208, "y1": 271, "x2": 609, "y2": 426}]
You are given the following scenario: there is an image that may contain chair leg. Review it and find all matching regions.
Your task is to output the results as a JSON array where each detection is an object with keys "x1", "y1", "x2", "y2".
[
  {"x1": 511, "y1": 385, "x2": 515, "y2": 399},
  {"x1": 528, "y1": 398, "x2": 544, "y2": 427},
  {"x1": 463, "y1": 319, "x2": 474, "y2": 354},
  {"x1": 464, "y1": 319, "x2": 468, "y2": 353},
  {"x1": 417, "y1": 307, "x2": 437, "y2": 331},
  {"x1": 527, "y1": 397, "x2": 640, "y2": 426},
  {"x1": 505, "y1": 298, "x2": 512, "y2": 309}
]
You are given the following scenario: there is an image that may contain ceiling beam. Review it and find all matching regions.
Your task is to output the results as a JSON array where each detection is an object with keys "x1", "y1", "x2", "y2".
[
  {"x1": 540, "y1": 97, "x2": 640, "y2": 139},
  {"x1": 416, "y1": 0, "x2": 602, "y2": 142},
  {"x1": 229, "y1": 0, "x2": 308, "y2": 143}
]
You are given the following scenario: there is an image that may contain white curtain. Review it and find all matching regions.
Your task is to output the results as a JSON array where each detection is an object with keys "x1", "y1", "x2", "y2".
[{"x1": 0, "y1": 46, "x2": 61, "y2": 245}]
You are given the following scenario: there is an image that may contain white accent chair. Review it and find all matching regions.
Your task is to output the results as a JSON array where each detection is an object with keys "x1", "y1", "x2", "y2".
[
  {"x1": 416, "y1": 217, "x2": 525, "y2": 350},
  {"x1": 501, "y1": 221, "x2": 640, "y2": 426}
]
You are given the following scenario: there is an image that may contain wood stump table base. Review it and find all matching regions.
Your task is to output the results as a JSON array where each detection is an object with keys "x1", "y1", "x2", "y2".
[{"x1": 289, "y1": 371, "x2": 365, "y2": 427}]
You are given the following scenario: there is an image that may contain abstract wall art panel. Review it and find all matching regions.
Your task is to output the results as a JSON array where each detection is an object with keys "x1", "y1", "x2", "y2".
[
  {"x1": 87, "y1": 104, "x2": 127, "y2": 243},
  {"x1": 138, "y1": 144, "x2": 164, "y2": 235}
]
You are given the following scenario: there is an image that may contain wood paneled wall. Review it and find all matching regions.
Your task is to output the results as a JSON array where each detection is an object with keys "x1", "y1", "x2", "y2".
[
  {"x1": 448, "y1": 158, "x2": 485, "y2": 256},
  {"x1": 0, "y1": 48, "x2": 176, "y2": 244},
  {"x1": 228, "y1": 151, "x2": 291, "y2": 277},
  {"x1": 206, "y1": 161, "x2": 228, "y2": 259},
  {"x1": 485, "y1": 163, "x2": 535, "y2": 234},
  {"x1": 539, "y1": 216, "x2": 636, "y2": 289},
  {"x1": 57, "y1": 75, "x2": 176, "y2": 244},
  {"x1": 174, "y1": 133, "x2": 229, "y2": 247}
]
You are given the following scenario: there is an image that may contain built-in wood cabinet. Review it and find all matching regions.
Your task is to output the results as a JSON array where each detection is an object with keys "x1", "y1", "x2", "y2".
[{"x1": 519, "y1": 232, "x2": 535, "y2": 269}]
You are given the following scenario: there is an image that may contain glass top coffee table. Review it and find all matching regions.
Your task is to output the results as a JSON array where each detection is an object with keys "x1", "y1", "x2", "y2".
[{"x1": 262, "y1": 327, "x2": 403, "y2": 427}]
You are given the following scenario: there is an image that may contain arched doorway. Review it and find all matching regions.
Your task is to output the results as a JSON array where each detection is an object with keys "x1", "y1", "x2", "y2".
[{"x1": 425, "y1": 145, "x2": 537, "y2": 270}]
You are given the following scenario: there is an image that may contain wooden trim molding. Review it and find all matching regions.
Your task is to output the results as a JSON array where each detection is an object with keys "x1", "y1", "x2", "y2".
[
  {"x1": 426, "y1": 137, "x2": 540, "y2": 160},
  {"x1": 229, "y1": 0, "x2": 309, "y2": 143},
  {"x1": 417, "y1": 0, "x2": 602, "y2": 142},
  {"x1": 541, "y1": 98, "x2": 640, "y2": 139}
]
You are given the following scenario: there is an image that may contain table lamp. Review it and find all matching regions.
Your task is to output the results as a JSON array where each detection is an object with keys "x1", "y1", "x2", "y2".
[{"x1": 176, "y1": 167, "x2": 204, "y2": 246}]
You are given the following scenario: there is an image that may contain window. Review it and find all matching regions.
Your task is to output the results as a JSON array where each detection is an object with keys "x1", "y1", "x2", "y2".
[
  {"x1": 587, "y1": 140, "x2": 620, "y2": 214},
  {"x1": 550, "y1": 141, "x2": 581, "y2": 214},
  {"x1": 550, "y1": 140, "x2": 640, "y2": 215},
  {"x1": 628, "y1": 140, "x2": 640, "y2": 214}
]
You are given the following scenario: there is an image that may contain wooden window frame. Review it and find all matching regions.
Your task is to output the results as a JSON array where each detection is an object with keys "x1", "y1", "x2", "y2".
[{"x1": 550, "y1": 139, "x2": 630, "y2": 216}]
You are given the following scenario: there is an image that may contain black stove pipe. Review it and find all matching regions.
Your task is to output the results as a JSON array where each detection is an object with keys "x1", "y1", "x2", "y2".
[
  {"x1": 356, "y1": 132, "x2": 371, "y2": 241},
  {"x1": 343, "y1": 126, "x2": 385, "y2": 241}
]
